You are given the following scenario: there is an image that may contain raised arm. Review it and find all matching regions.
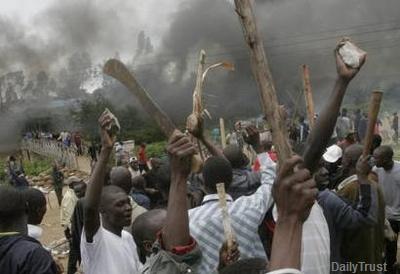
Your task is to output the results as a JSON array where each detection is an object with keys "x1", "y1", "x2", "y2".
[
  {"x1": 302, "y1": 46, "x2": 366, "y2": 173},
  {"x1": 269, "y1": 156, "x2": 317, "y2": 271},
  {"x1": 188, "y1": 117, "x2": 224, "y2": 157},
  {"x1": 84, "y1": 113, "x2": 115, "y2": 242},
  {"x1": 162, "y1": 130, "x2": 196, "y2": 250}
]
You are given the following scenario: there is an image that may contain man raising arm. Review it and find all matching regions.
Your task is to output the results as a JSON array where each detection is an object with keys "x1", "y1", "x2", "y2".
[{"x1": 81, "y1": 112, "x2": 141, "y2": 274}]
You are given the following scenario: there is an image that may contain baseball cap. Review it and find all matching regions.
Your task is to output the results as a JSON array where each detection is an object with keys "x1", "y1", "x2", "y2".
[{"x1": 129, "y1": 157, "x2": 138, "y2": 163}]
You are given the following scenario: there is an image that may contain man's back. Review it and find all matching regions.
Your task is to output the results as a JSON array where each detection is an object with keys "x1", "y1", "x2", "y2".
[
  {"x1": 138, "y1": 147, "x2": 147, "y2": 164},
  {"x1": 337, "y1": 178, "x2": 385, "y2": 272},
  {"x1": 60, "y1": 188, "x2": 78, "y2": 228},
  {"x1": 373, "y1": 161, "x2": 400, "y2": 220},
  {"x1": 188, "y1": 153, "x2": 276, "y2": 273},
  {"x1": 228, "y1": 168, "x2": 261, "y2": 200},
  {"x1": 189, "y1": 192, "x2": 270, "y2": 274},
  {"x1": 0, "y1": 234, "x2": 57, "y2": 274},
  {"x1": 337, "y1": 116, "x2": 351, "y2": 138}
]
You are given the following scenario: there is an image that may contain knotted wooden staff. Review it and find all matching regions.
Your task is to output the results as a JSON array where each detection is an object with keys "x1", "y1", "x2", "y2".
[
  {"x1": 216, "y1": 183, "x2": 235, "y2": 251},
  {"x1": 302, "y1": 65, "x2": 315, "y2": 129},
  {"x1": 186, "y1": 50, "x2": 234, "y2": 160},
  {"x1": 234, "y1": 0, "x2": 292, "y2": 163},
  {"x1": 362, "y1": 90, "x2": 383, "y2": 157}
]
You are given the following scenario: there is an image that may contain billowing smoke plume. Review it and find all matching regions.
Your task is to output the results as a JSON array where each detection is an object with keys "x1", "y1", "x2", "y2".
[{"x1": 1, "y1": 0, "x2": 400, "y2": 151}]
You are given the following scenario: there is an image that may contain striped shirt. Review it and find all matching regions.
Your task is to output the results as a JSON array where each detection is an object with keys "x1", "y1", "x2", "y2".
[{"x1": 189, "y1": 153, "x2": 276, "y2": 274}]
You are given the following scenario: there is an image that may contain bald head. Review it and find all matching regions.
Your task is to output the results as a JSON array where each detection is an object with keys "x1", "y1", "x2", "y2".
[
  {"x1": 374, "y1": 145, "x2": 394, "y2": 159},
  {"x1": 342, "y1": 144, "x2": 363, "y2": 170},
  {"x1": 100, "y1": 185, "x2": 127, "y2": 209},
  {"x1": 223, "y1": 145, "x2": 248, "y2": 169},
  {"x1": 110, "y1": 166, "x2": 132, "y2": 194},
  {"x1": 132, "y1": 209, "x2": 167, "y2": 242},
  {"x1": 374, "y1": 145, "x2": 394, "y2": 170},
  {"x1": 132, "y1": 209, "x2": 167, "y2": 261}
]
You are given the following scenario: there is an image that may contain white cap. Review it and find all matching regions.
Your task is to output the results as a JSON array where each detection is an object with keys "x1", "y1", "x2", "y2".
[
  {"x1": 322, "y1": 145, "x2": 343, "y2": 163},
  {"x1": 129, "y1": 157, "x2": 138, "y2": 163}
]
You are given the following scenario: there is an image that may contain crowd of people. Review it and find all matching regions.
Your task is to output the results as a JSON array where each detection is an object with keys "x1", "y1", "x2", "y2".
[
  {"x1": 2, "y1": 43, "x2": 400, "y2": 274},
  {"x1": 24, "y1": 130, "x2": 85, "y2": 156}
]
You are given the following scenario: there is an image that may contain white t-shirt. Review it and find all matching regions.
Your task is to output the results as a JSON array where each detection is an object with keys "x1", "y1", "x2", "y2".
[
  {"x1": 273, "y1": 202, "x2": 330, "y2": 274},
  {"x1": 28, "y1": 224, "x2": 43, "y2": 240},
  {"x1": 373, "y1": 161, "x2": 400, "y2": 221},
  {"x1": 81, "y1": 226, "x2": 142, "y2": 274}
]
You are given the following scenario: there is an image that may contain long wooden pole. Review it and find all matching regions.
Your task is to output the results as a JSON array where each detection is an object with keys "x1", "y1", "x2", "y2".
[
  {"x1": 363, "y1": 90, "x2": 383, "y2": 157},
  {"x1": 235, "y1": 0, "x2": 292, "y2": 163},
  {"x1": 302, "y1": 65, "x2": 315, "y2": 129},
  {"x1": 220, "y1": 118, "x2": 227, "y2": 148},
  {"x1": 216, "y1": 183, "x2": 235, "y2": 251}
]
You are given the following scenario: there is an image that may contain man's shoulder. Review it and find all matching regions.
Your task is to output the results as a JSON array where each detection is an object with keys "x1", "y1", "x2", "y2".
[
  {"x1": 121, "y1": 230, "x2": 135, "y2": 242},
  {"x1": 393, "y1": 161, "x2": 400, "y2": 170},
  {"x1": 1, "y1": 235, "x2": 51, "y2": 258},
  {"x1": 189, "y1": 203, "x2": 219, "y2": 222},
  {"x1": 337, "y1": 175, "x2": 359, "y2": 192}
]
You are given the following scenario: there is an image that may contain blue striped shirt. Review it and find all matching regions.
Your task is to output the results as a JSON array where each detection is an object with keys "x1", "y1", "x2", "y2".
[{"x1": 188, "y1": 153, "x2": 276, "y2": 273}]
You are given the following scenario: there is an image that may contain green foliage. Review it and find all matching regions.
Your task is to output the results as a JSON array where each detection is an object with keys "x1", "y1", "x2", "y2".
[
  {"x1": 0, "y1": 158, "x2": 7, "y2": 185},
  {"x1": 23, "y1": 116, "x2": 54, "y2": 133},
  {"x1": 71, "y1": 94, "x2": 110, "y2": 142},
  {"x1": 145, "y1": 141, "x2": 167, "y2": 158},
  {"x1": 122, "y1": 126, "x2": 165, "y2": 145},
  {"x1": 393, "y1": 144, "x2": 400, "y2": 161},
  {"x1": 72, "y1": 94, "x2": 165, "y2": 144},
  {"x1": 23, "y1": 157, "x2": 52, "y2": 177}
]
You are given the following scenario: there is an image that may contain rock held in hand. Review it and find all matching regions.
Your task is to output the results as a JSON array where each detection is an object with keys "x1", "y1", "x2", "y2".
[{"x1": 338, "y1": 38, "x2": 366, "y2": 69}]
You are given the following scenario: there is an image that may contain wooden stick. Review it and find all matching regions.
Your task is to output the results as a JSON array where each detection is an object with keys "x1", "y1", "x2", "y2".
[
  {"x1": 103, "y1": 59, "x2": 203, "y2": 172},
  {"x1": 302, "y1": 65, "x2": 315, "y2": 129},
  {"x1": 193, "y1": 50, "x2": 206, "y2": 117},
  {"x1": 220, "y1": 118, "x2": 227, "y2": 148},
  {"x1": 234, "y1": 0, "x2": 292, "y2": 163},
  {"x1": 362, "y1": 90, "x2": 383, "y2": 157},
  {"x1": 104, "y1": 59, "x2": 176, "y2": 137},
  {"x1": 216, "y1": 183, "x2": 235, "y2": 251}
]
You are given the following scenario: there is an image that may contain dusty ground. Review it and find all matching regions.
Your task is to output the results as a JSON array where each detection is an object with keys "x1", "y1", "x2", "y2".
[{"x1": 40, "y1": 187, "x2": 72, "y2": 273}]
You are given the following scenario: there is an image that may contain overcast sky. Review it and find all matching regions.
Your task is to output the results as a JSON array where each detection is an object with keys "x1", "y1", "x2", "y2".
[{"x1": 1, "y1": 0, "x2": 400, "y2": 112}]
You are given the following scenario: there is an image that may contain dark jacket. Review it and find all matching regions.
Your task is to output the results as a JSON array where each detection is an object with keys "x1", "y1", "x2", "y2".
[
  {"x1": 318, "y1": 183, "x2": 378, "y2": 274},
  {"x1": 228, "y1": 168, "x2": 261, "y2": 200},
  {"x1": 0, "y1": 234, "x2": 57, "y2": 274},
  {"x1": 337, "y1": 179, "x2": 385, "y2": 274},
  {"x1": 68, "y1": 198, "x2": 85, "y2": 274},
  {"x1": 131, "y1": 191, "x2": 151, "y2": 210}
]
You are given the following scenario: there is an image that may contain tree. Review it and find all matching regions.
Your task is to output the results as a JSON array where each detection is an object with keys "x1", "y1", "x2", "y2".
[
  {"x1": 71, "y1": 94, "x2": 164, "y2": 144},
  {"x1": 58, "y1": 51, "x2": 92, "y2": 99},
  {"x1": 71, "y1": 94, "x2": 111, "y2": 142},
  {"x1": 136, "y1": 31, "x2": 146, "y2": 57}
]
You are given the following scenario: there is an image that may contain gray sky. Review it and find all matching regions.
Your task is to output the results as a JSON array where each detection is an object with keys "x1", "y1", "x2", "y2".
[{"x1": 1, "y1": 0, "x2": 400, "y2": 114}]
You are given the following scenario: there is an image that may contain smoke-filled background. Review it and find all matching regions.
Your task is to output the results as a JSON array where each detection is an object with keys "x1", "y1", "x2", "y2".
[{"x1": 1, "y1": 0, "x2": 400, "y2": 151}]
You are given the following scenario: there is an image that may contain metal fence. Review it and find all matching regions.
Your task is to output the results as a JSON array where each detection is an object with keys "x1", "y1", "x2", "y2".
[{"x1": 21, "y1": 139, "x2": 82, "y2": 169}]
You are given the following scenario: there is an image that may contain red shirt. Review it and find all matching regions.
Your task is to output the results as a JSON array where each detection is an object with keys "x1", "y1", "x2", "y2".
[
  {"x1": 138, "y1": 147, "x2": 147, "y2": 164},
  {"x1": 253, "y1": 151, "x2": 277, "y2": 171}
]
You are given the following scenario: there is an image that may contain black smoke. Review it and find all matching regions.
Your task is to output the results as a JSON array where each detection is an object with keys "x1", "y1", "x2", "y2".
[{"x1": 1, "y1": 0, "x2": 400, "y2": 151}]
